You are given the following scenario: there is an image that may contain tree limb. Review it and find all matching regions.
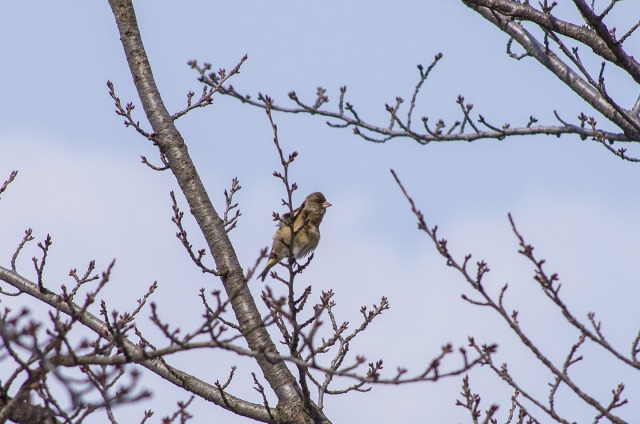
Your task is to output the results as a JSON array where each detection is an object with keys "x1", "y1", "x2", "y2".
[
  {"x1": 106, "y1": 1, "x2": 319, "y2": 422},
  {"x1": 462, "y1": 0, "x2": 640, "y2": 139}
]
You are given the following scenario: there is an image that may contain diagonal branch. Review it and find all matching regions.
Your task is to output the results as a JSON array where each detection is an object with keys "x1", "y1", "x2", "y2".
[
  {"x1": 461, "y1": 0, "x2": 628, "y2": 69},
  {"x1": 462, "y1": 1, "x2": 640, "y2": 139},
  {"x1": 572, "y1": 0, "x2": 640, "y2": 84},
  {"x1": 107, "y1": 1, "x2": 318, "y2": 421},
  {"x1": 0, "y1": 265, "x2": 274, "y2": 423},
  {"x1": 391, "y1": 169, "x2": 629, "y2": 424}
]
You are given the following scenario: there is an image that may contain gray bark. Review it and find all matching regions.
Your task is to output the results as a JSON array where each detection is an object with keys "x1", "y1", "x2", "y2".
[
  {"x1": 0, "y1": 266, "x2": 273, "y2": 422},
  {"x1": 463, "y1": 0, "x2": 640, "y2": 138},
  {"x1": 106, "y1": 1, "x2": 328, "y2": 422}
]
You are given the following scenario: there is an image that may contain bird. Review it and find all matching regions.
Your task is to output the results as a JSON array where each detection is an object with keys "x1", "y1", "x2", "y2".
[{"x1": 258, "y1": 192, "x2": 331, "y2": 281}]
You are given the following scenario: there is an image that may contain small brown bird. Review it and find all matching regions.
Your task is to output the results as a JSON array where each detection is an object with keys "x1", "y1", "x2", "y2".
[{"x1": 258, "y1": 192, "x2": 331, "y2": 281}]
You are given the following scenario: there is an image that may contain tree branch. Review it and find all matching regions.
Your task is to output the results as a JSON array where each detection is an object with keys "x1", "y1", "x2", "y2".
[
  {"x1": 462, "y1": 0, "x2": 640, "y2": 139},
  {"x1": 0, "y1": 265, "x2": 274, "y2": 422},
  {"x1": 106, "y1": 1, "x2": 313, "y2": 421}
]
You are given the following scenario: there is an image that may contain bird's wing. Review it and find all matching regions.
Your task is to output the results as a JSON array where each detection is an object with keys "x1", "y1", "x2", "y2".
[{"x1": 280, "y1": 202, "x2": 304, "y2": 227}]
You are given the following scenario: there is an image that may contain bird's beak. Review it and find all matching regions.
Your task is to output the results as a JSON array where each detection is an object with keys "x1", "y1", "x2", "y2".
[{"x1": 322, "y1": 201, "x2": 332, "y2": 209}]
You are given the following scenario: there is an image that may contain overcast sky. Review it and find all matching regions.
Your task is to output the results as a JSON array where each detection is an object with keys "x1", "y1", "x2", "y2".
[{"x1": 1, "y1": 1, "x2": 640, "y2": 423}]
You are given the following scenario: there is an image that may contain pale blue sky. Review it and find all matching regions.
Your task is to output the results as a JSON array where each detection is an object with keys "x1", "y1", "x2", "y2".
[{"x1": 1, "y1": 1, "x2": 640, "y2": 423}]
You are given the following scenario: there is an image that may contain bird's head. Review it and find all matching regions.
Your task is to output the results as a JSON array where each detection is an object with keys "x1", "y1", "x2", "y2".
[{"x1": 303, "y1": 192, "x2": 331, "y2": 215}]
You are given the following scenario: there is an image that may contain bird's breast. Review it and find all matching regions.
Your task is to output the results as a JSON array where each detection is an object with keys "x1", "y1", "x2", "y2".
[{"x1": 293, "y1": 226, "x2": 320, "y2": 258}]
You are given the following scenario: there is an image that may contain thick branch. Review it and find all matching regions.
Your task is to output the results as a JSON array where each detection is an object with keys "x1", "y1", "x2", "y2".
[
  {"x1": 462, "y1": 0, "x2": 632, "y2": 70},
  {"x1": 572, "y1": 0, "x2": 640, "y2": 84},
  {"x1": 462, "y1": 1, "x2": 640, "y2": 138},
  {"x1": 106, "y1": 1, "x2": 313, "y2": 421},
  {"x1": 0, "y1": 265, "x2": 273, "y2": 422}
]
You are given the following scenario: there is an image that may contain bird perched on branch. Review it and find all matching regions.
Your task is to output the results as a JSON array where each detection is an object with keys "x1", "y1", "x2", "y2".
[{"x1": 258, "y1": 192, "x2": 331, "y2": 281}]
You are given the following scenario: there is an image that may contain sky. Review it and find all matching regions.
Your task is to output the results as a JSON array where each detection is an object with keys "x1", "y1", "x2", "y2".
[{"x1": 1, "y1": 1, "x2": 640, "y2": 423}]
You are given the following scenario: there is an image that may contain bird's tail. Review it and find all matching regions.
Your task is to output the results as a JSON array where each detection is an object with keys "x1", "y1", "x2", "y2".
[
  {"x1": 258, "y1": 267, "x2": 269, "y2": 282},
  {"x1": 258, "y1": 258, "x2": 277, "y2": 282}
]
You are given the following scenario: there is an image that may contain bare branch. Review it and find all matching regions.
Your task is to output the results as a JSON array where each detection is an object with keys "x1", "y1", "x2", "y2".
[
  {"x1": 10, "y1": 228, "x2": 34, "y2": 273},
  {"x1": 252, "y1": 373, "x2": 276, "y2": 423},
  {"x1": 141, "y1": 153, "x2": 169, "y2": 171},
  {"x1": 407, "y1": 53, "x2": 443, "y2": 130},
  {"x1": 170, "y1": 191, "x2": 220, "y2": 276},
  {"x1": 107, "y1": 80, "x2": 154, "y2": 140},
  {"x1": 31, "y1": 234, "x2": 52, "y2": 294},
  {"x1": 174, "y1": 55, "x2": 247, "y2": 120},
  {"x1": 223, "y1": 178, "x2": 242, "y2": 233},
  {"x1": 618, "y1": 20, "x2": 640, "y2": 45},
  {"x1": 463, "y1": 1, "x2": 640, "y2": 139},
  {"x1": 0, "y1": 170, "x2": 18, "y2": 199},
  {"x1": 392, "y1": 169, "x2": 632, "y2": 424},
  {"x1": 161, "y1": 396, "x2": 195, "y2": 423}
]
